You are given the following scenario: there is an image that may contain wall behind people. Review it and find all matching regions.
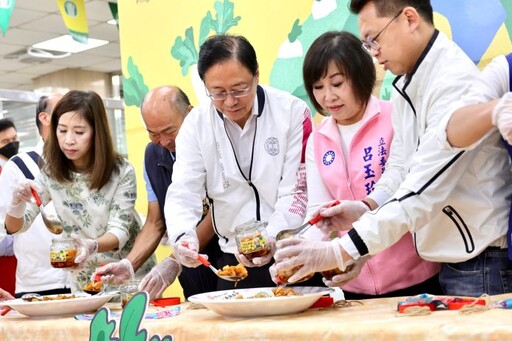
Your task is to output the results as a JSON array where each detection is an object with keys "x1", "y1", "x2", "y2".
[{"x1": 117, "y1": 0, "x2": 512, "y2": 297}]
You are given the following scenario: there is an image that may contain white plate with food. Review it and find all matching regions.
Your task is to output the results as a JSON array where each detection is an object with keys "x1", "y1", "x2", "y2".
[
  {"x1": 3, "y1": 293, "x2": 116, "y2": 317},
  {"x1": 188, "y1": 286, "x2": 332, "y2": 317}
]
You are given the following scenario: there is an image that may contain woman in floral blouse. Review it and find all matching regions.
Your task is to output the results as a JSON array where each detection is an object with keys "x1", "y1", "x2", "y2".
[{"x1": 5, "y1": 90, "x2": 154, "y2": 290}]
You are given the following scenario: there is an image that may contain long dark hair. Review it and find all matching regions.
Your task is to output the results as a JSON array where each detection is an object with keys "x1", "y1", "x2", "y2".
[{"x1": 43, "y1": 90, "x2": 123, "y2": 190}]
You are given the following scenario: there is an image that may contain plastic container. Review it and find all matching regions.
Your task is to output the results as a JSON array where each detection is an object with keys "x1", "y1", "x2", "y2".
[
  {"x1": 120, "y1": 280, "x2": 140, "y2": 308},
  {"x1": 235, "y1": 221, "x2": 271, "y2": 261},
  {"x1": 49, "y1": 238, "x2": 78, "y2": 269}
]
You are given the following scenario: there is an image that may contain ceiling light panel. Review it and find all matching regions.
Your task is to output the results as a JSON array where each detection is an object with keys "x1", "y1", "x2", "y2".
[{"x1": 32, "y1": 34, "x2": 109, "y2": 53}]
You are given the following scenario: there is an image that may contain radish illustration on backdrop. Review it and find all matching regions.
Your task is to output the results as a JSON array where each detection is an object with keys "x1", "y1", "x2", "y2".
[
  {"x1": 170, "y1": 0, "x2": 240, "y2": 106},
  {"x1": 311, "y1": 0, "x2": 337, "y2": 20}
]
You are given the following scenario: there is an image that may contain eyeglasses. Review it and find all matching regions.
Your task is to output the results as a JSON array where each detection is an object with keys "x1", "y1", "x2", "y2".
[
  {"x1": 361, "y1": 10, "x2": 402, "y2": 54},
  {"x1": 205, "y1": 79, "x2": 254, "y2": 101}
]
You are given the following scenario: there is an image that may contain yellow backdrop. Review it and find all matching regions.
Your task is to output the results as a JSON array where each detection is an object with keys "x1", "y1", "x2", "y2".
[{"x1": 117, "y1": 0, "x2": 512, "y2": 299}]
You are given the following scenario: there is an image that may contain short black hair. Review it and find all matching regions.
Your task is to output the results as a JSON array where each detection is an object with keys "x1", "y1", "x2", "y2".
[
  {"x1": 349, "y1": 0, "x2": 434, "y2": 25},
  {"x1": 198, "y1": 34, "x2": 258, "y2": 80},
  {"x1": 303, "y1": 31, "x2": 376, "y2": 115},
  {"x1": 0, "y1": 118, "x2": 16, "y2": 133}
]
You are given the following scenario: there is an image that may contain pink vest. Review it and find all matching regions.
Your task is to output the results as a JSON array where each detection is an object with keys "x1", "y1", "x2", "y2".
[{"x1": 313, "y1": 96, "x2": 440, "y2": 295}]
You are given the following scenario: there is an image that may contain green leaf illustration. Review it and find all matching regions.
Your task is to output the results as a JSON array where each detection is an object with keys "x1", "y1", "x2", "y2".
[
  {"x1": 288, "y1": 19, "x2": 302, "y2": 42},
  {"x1": 122, "y1": 56, "x2": 149, "y2": 107},
  {"x1": 199, "y1": 11, "x2": 213, "y2": 47},
  {"x1": 171, "y1": 27, "x2": 199, "y2": 76},
  {"x1": 88, "y1": 292, "x2": 174, "y2": 341},
  {"x1": 211, "y1": 0, "x2": 241, "y2": 34},
  {"x1": 501, "y1": 0, "x2": 512, "y2": 42},
  {"x1": 89, "y1": 307, "x2": 118, "y2": 341},
  {"x1": 170, "y1": 0, "x2": 240, "y2": 76},
  {"x1": 119, "y1": 292, "x2": 148, "y2": 341}
]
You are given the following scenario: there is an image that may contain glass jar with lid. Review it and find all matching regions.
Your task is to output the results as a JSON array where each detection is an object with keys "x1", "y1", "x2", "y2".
[
  {"x1": 120, "y1": 280, "x2": 140, "y2": 308},
  {"x1": 235, "y1": 220, "x2": 270, "y2": 261},
  {"x1": 50, "y1": 238, "x2": 78, "y2": 269},
  {"x1": 276, "y1": 264, "x2": 314, "y2": 285},
  {"x1": 274, "y1": 233, "x2": 314, "y2": 285}
]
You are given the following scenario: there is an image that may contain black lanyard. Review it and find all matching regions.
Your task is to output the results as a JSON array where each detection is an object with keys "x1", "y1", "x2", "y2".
[{"x1": 217, "y1": 85, "x2": 265, "y2": 221}]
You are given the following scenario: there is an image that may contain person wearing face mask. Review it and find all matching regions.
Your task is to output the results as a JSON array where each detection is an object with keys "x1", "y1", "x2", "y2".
[
  {"x1": 0, "y1": 118, "x2": 19, "y2": 296},
  {"x1": 0, "y1": 118, "x2": 19, "y2": 171}
]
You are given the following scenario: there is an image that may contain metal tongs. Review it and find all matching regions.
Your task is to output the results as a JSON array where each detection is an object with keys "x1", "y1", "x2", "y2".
[{"x1": 276, "y1": 200, "x2": 340, "y2": 240}]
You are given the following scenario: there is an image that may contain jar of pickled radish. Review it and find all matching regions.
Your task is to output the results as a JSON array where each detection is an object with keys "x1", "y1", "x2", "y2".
[
  {"x1": 235, "y1": 221, "x2": 271, "y2": 261},
  {"x1": 275, "y1": 235, "x2": 314, "y2": 284},
  {"x1": 276, "y1": 264, "x2": 314, "y2": 285},
  {"x1": 120, "y1": 280, "x2": 140, "y2": 308},
  {"x1": 50, "y1": 238, "x2": 78, "y2": 269}
]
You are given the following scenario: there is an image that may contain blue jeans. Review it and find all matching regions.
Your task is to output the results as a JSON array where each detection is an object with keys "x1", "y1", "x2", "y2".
[{"x1": 439, "y1": 247, "x2": 512, "y2": 296}]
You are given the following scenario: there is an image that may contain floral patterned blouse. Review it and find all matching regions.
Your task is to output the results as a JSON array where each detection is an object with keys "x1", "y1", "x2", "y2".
[{"x1": 19, "y1": 158, "x2": 155, "y2": 290}]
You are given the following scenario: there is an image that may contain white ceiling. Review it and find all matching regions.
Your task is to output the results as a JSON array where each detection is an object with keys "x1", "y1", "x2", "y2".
[{"x1": 0, "y1": 0, "x2": 120, "y2": 91}]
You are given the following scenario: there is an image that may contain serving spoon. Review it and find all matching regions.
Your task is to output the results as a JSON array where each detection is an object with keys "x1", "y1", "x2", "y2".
[
  {"x1": 197, "y1": 254, "x2": 247, "y2": 282},
  {"x1": 181, "y1": 242, "x2": 247, "y2": 282},
  {"x1": 30, "y1": 188, "x2": 63, "y2": 234},
  {"x1": 276, "y1": 200, "x2": 340, "y2": 241}
]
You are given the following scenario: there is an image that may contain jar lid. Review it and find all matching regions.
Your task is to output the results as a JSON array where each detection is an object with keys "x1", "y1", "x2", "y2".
[
  {"x1": 235, "y1": 220, "x2": 268, "y2": 232},
  {"x1": 51, "y1": 237, "x2": 74, "y2": 242}
]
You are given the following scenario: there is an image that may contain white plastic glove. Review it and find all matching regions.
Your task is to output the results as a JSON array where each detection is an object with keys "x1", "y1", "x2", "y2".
[
  {"x1": 73, "y1": 234, "x2": 99, "y2": 265},
  {"x1": 138, "y1": 257, "x2": 181, "y2": 300},
  {"x1": 322, "y1": 256, "x2": 370, "y2": 288},
  {"x1": 492, "y1": 92, "x2": 512, "y2": 144},
  {"x1": 235, "y1": 238, "x2": 276, "y2": 267},
  {"x1": 172, "y1": 232, "x2": 203, "y2": 268},
  {"x1": 94, "y1": 259, "x2": 134, "y2": 285},
  {"x1": 315, "y1": 200, "x2": 369, "y2": 233},
  {"x1": 7, "y1": 179, "x2": 38, "y2": 218},
  {"x1": 268, "y1": 263, "x2": 280, "y2": 285},
  {"x1": 274, "y1": 237, "x2": 349, "y2": 284}
]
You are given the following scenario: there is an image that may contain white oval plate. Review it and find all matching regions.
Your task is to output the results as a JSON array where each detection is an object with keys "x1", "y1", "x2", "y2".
[
  {"x1": 188, "y1": 286, "x2": 332, "y2": 318},
  {"x1": 3, "y1": 293, "x2": 115, "y2": 317}
]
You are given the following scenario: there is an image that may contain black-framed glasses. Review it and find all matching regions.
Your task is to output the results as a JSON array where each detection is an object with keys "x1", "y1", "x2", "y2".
[
  {"x1": 205, "y1": 79, "x2": 254, "y2": 101},
  {"x1": 361, "y1": 10, "x2": 402, "y2": 54}
]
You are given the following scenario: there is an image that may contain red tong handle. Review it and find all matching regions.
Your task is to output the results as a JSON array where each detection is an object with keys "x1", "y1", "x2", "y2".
[
  {"x1": 308, "y1": 200, "x2": 340, "y2": 225},
  {"x1": 181, "y1": 241, "x2": 210, "y2": 267},
  {"x1": 196, "y1": 254, "x2": 211, "y2": 267},
  {"x1": 0, "y1": 307, "x2": 12, "y2": 316},
  {"x1": 30, "y1": 188, "x2": 42, "y2": 207}
]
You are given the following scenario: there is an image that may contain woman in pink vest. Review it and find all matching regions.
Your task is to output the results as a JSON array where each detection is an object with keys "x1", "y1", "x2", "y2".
[{"x1": 299, "y1": 31, "x2": 441, "y2": 299}]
